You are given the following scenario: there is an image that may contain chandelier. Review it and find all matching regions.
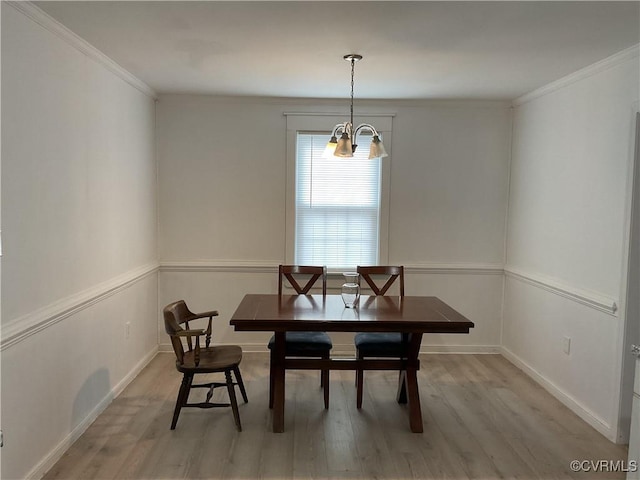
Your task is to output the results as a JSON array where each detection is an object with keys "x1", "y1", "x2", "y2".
[{"x1": 325, "y1": 54, "x2": 388, "y2": 159}]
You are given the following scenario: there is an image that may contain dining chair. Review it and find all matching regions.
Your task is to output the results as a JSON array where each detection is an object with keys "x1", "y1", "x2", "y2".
[
  {"x1": 354, "y1": 265, "x2": 405, "y2": 408},
  {"x1": 164, "y1": 300, "x2": 248, "y2": 431},
  {"x1": 267, "y1": 265, "x2": 332, "y2": 409}
]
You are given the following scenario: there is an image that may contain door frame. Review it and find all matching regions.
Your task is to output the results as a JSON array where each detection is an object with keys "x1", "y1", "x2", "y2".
[{"x1": 615, "y1": 108, "x2": 640, "y2": 443}]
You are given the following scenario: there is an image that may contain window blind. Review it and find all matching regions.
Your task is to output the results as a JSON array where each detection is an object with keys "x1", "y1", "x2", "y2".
[{"x1": 295, "y1": 133, "x2": 381, "y2": 268}]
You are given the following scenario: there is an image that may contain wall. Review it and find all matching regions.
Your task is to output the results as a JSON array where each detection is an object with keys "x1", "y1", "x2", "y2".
[
  {"x1": 0, "y1": 3, "x2": 4, "y2": 476},
  {"x1": 503, "y1": 47, "x2": 640, "y2": 441},
  {"x1": 1, "y1": 4, "x2": 158, "y2": 479},
  {"x1": 157, "y1": 95, "x2": 511, "y2": 353}
]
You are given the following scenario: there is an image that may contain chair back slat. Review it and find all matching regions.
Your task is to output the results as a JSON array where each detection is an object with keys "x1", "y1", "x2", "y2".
[
  {"x1": 279, "y1": 265, "x2": 327, "y2": 295},
  {"x1": 357, "y1": 266, "x2": 404, "y2": 296},
  {"x1": 169, "y1": 336, "x2": 186, "y2": 365},
  {"x1": 164, "y1": 300, "x2": 190, "y2": 363}
]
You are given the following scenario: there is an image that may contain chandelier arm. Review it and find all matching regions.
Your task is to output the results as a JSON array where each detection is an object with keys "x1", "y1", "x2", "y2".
[
  {"x1": 331, "y1": 123, "x2": 346, "y2": 137},
  {"x1": 353, "y1": 123, "x2": 380, "y2": 145},
  {"x1": 354, "y1": 124, "x2": 380, "y2": 136}
]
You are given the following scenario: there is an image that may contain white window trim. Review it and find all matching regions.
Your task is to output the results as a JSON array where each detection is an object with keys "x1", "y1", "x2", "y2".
[{"x1": 284, "y1": 113, "x2": 392, "y2": 272}]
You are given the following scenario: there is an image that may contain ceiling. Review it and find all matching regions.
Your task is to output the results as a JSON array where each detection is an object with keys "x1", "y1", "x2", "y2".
[{"x1": 34, "y1": 1, "x2": 640, "y2": 100}]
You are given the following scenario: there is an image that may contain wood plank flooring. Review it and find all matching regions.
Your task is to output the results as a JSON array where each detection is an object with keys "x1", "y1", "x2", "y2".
[{"x1": 43, "y1": 353, "x2": 629, "y2": 479}]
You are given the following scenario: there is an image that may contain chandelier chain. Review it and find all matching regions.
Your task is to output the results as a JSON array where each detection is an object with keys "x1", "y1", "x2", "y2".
[
  {"x1": 350, "y1": 57, "x2": 355, "y2": 129},
  {"x1": 329, "y1": 53, "x2": 387, "y2": 159}
]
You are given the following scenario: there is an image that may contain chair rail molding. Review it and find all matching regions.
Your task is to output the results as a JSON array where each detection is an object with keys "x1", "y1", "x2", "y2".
[
  {"x1": 159, "y1": 261, "x2": 279, "y2": 273},
  {"x1": 1, "y1": 262, "x2": 159, "y2": 351},
  {"x1": 504, "y1": 265, "x2": 618, "y2": 316},
  {"x1": 159, "y1": 261, "x2": 504, "y2": 276},
  {"x1": 405, "y1": 263, "x2": 504, "y2": 275}
]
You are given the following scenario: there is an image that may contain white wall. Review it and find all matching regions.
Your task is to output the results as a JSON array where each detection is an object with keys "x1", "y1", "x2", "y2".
[
  {"x1": 1, "y1": 4, "x2": 158, "y2": 479},
  {"x1": 503, "y1": 48, "x2": 640, "y2": 441},
  {"x1": 157, "y1": 95, "x2": 511, "y2": 353},
  {"x1": 390, "y1": 104, "x2": 510, "y2": 266}
]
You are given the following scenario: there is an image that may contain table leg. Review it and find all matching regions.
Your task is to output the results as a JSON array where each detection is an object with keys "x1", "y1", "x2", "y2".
[
  {"x1": 406, "y1": 365, "x2": 423, "y2": 433},
  {"x1": 273, "y1": 332, "x2": 286, "y2": 433},
  {"x1": 396, "y1": 332, "x2": 412, "y2": 405},
  {"x1": 396, "y1": 370, "x2": 408, "y2": 404},
  {"x1": 405, "y1": 333, "x2": 423, "y2": 433}
]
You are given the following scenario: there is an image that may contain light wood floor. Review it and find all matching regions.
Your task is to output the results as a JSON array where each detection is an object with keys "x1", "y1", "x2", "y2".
[{"x1": 44, "y1": 353, "x2": 628, "y2": 479}]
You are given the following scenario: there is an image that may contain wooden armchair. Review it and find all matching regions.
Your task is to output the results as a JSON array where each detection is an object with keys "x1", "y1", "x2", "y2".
[
  {"x1": 164, "y1": 300, "x2": 248, "y2": 431},
  {"x1": 354, "y1": 266, "x2": 406, "y2": 408}
]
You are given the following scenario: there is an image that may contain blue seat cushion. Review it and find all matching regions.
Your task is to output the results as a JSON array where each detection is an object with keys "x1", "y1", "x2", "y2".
[
  {"x1": 268, "y1": 331, "x2": 332, "y2": 356},
  {"x1": 354, "y1": 332, "x2": 407, "y2": 357}
]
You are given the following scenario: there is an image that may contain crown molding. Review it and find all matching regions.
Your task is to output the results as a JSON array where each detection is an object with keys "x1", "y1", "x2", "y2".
[
  {"x1": 283, "y1": 112, "x2": 396, "y2": 117},
  {"x1": 504, "y1": 266, "x2": 618, "y2": 316},
  {"x1": 513, "y1": 44, "x2": 640, "y2": 106},
  {"x1": 159, "y1": 93, "x2": 511, "y2": 109},
  {"x1": 7, "y1": 1, "x2": 157, "y2": 100}
]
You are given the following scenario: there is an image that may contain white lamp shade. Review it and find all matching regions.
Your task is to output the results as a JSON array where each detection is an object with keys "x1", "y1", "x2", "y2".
[
  {"x1": 334, "y1": 133, "x2": 353, "y2": 157},
  {"x1": 368, "y1": 135, "x2": 388, "y2": 159},
  {"x1": 322, "y1": 136, "x2": 338, "y2": 158}
]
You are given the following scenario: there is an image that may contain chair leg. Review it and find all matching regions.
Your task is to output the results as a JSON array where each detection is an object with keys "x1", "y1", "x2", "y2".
[
  {"x1": 225, "y1": 370, "x2": 242, "y2": 432},
  {"x1": 356, "y1": 350, "x2": 364, "y2": 409},
  {"x1": 322, "y1": 352, "x2": 330, "y2": 409},
  {"x1": 171, "y1": 373, "x2": 193, "y2": 429},
  {"x1": 233, "y1": 365, "x2": 249, "y2": 403},
  {"x1": 269, "y1": 350, "x2": 275, "y2": 409},
  {"x1": 355, "y1": 347, "x2": 361, "y2": 386}
]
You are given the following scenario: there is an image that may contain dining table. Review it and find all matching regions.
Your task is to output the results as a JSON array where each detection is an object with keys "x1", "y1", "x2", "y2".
[{"x1": 229, "y1": 293, "x2": 474, "y2": 433}]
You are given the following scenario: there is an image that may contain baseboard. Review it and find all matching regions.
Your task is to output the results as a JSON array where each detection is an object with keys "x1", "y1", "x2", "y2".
[
  {"x1": 160, "y1": 342, "x2": 501, "y2": 356},
  {"x1": 26, "y1": 347, "x2": 159, "y2": 480},
  {"x1": 419, "y1": 344, "x2": 501, "y2": 354},
  {"x1": 500, "y1": 346, "x2": 614, "y2": 441}
]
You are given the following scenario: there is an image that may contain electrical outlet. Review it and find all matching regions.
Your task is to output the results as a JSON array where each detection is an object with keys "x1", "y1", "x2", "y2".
[
  {"x1": 125, "y1": 322, "x2": 131, "y2": 339},
  {"x1": 562, "y1": 336, "x2": 571, "y2": 355}
]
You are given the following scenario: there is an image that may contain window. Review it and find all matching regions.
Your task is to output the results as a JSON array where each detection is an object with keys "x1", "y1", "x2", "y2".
[
  {"x1": 295, "y1": 133, "x2": 380, "y2": 267},
  {"x1": 285, "y1": 114, "x2": 392, "y2": 270}
]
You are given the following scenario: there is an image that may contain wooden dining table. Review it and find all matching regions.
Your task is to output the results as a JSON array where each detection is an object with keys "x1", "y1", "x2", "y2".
[{"x1": 230, "y1": 293, "x2": 474, "y2": 433}]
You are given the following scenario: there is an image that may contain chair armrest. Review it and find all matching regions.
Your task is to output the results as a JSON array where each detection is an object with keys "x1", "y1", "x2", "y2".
[
  {"x1": 175, "y1": 329, "x2": 205, "y2": 337},
  {"x1": 186, "y1": 311, "x2": 218, "y2": 348},
  {"x1": 187, "y1": 310, "x2": 219, "y2": 321}
]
